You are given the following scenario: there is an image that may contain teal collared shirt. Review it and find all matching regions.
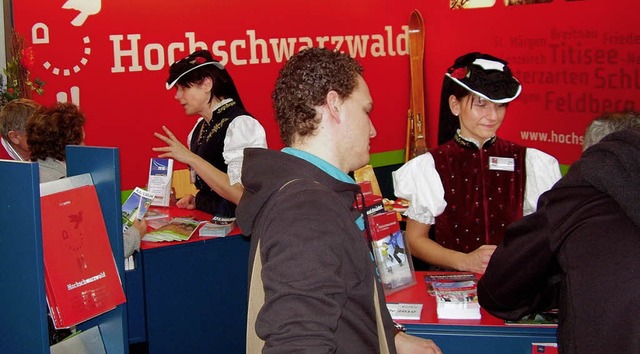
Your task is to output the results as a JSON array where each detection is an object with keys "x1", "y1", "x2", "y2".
[{"x1": 282, "y1": 147, "x2": 365, "y2": 230}]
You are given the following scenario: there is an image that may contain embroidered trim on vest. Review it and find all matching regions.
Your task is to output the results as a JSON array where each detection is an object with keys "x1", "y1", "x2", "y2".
[
  {"x1": 198, "y1": 118, "x2": 230, "y2": 145},
  {"x1": 215, "y1": 100, "x2": 236, "y2": 114},
  {"x1": 454, "y1": 133, "x2": 497, "y2": 149},
  {"x1": 197, "y1": 100, "x2": 237, "y2": 145}
]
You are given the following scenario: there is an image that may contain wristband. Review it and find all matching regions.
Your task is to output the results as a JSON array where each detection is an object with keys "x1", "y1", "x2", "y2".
[{"x1": 393, "y1": 321, "x2": 406, "y2": 335}]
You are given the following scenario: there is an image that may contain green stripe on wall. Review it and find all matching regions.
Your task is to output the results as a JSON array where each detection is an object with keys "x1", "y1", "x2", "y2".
[
  {"x1": 122, "y1": 189, "x2": 133, "y2": 203},
  {"x1": 560, "y1": 164, "x2": 569, "y2": 176},
  {"x1": 369, "y1": 150, "x2": 405, "y2": 167}
]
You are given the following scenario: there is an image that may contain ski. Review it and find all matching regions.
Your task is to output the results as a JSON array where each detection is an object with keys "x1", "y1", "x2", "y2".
[{"x1": 405, "y1": 9, "x2": 427, "y2": 162}]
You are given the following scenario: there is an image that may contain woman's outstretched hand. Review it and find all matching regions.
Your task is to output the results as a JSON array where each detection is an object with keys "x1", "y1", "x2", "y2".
[{"x1": 152, "y1": 125, "x2": 195, "y2": 165}]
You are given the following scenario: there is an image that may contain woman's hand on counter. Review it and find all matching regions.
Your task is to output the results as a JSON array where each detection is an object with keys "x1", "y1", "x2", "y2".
[{"x1": 176, "y1": 194, "x2": 197, "y2": 210}]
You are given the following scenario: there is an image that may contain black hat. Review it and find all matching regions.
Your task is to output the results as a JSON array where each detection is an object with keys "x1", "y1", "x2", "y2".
[
  {"x1": 445, "y1": 52, "x2": 521, "y2": 104},
  {"x1": 166, "y1": 50, "x2": 224, "y2": 90}
]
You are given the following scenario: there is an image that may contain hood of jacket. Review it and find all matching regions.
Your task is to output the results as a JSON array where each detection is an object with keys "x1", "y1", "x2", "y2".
[
  {"x1": 557, "y1": 129, "x2": 640, "y2": 229},
  {"x1": 237, "y1": 148, "x2": 360, "y2": 235}
]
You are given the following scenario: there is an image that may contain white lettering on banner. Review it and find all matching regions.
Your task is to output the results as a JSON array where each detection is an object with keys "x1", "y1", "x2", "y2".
[
  {"x1": 370, "y1": 34, "x2": 385, "y2": 57},
  {"x1": 345, "y1": 35, "x2": 369, "y2": 58},
  {"x1": 385, "y1": 26, "x2": 397, "y2": 56},
  {"x1": 212, "y1": 41, "x2": 228, "y2": 64},
  {"x1": 110, "y1": 34, "x2": 143, "y2": 73},
  {"x1": 109, "y1": 26, "x2": 408, "y2": 74},
  {"x1": 144, "y1": 43, "x2": 165, "y2": 70},
  {"x1": 298, "y1": 37, "x2": 313, "y2": 51},
  {"x1": 247, "y1": 30, "x2": 270, "y2": 64},
  {"x1": 167, "y1": 42, "x2": 186, "y2": 64},
  {"x1": 520, "y1": 130, "x2": 584, "y2": 146},
  {"x1": 186, "y1": 32, "x2": 208, "y2": 53},
  {"x1": 32, "y1": 22, "x2": 49, "y2": 44},
  {"x1": 331, "y1": 36, "x2": 345, "y2": 52},
  {"x1": 269, "y1": 37, "x2": 297, "y2": 63},
  {"x1": 230, "y1": 39, "x2": 247, "y2": 65},
  {"x1": 316, "y1": 36, "x2": 329, "y2": 48}
]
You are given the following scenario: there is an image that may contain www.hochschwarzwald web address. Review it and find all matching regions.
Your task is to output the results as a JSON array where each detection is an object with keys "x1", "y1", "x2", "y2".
[{"x1": 520, "y1": 130, "x2": 584, "y2": 146}]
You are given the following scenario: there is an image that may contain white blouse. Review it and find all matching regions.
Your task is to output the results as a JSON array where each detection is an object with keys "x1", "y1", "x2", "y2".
[{"x1": 392, "y1": 146, "x2": 561, "y2": 225}]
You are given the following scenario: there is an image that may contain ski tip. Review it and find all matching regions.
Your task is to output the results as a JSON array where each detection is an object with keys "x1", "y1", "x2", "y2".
[{"x1": 409, "y1": 9, "x2": 424, "y2": 27}]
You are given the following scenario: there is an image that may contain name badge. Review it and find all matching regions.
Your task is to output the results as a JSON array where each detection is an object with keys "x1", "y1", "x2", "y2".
[{"x1": 489, "y1": 156, "x2": 515, "y2": 171}]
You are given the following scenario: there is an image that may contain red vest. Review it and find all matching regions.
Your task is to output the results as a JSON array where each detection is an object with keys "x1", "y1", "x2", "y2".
[{"x1": 430, "y1": 135, "x2": 526, "y2": 253}]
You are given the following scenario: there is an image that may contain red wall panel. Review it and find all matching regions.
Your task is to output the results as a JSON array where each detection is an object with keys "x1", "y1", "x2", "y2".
[{"x1": 12, "y1": 0, "x2": 640, "y2": 188}]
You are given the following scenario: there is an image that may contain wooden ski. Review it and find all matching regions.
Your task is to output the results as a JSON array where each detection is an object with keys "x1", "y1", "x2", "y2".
[{"x1": 405, "y1": 9, "x2": 427, "y2": 162}]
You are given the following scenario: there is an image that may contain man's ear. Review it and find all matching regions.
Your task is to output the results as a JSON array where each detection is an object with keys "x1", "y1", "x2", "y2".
[
  {"x1": 7, "y1": 130, "x2": 22, "y2": 145},
  {"x1": 448, "y1": 95, "x2": 460, "y2": 117},
  {"x1": 326, "y1": 90, "x2": 341, "y2": 120}
]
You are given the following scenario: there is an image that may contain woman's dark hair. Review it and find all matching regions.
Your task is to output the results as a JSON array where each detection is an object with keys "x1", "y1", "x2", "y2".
[
  {"x1": 168, "y1": 50, "x2": 245, "y2": 109},
  {"x1": 437, "y1": 76, "x2": 469, "y2": 145},
  {"x1": 438, "y1": 52, "x2": 519, "y2": 145},
  {"x1": 27, "y1": 102, "x2": 86, "y2": 161}
]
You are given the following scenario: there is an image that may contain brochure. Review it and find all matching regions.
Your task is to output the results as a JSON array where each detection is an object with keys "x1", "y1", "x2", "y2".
[
  {"x1": 424, "y1": 272, "x2": 477, "y2": 295},
  {"x1": 121, "y1": 187, "x2": 155, "y2": 232},
  {"x1": 40, "y1": 175, "x2": 126, "y2": 329},
  {"x1": 199, "y1": 221, "x2": 235, "y2": 237},
  {"x1": 368, "y1": 211, "x2": 416, "y2": 295},
  {"x1": 142, "y1": 217, "x2": 202, "y2": 242},
  {"x1": 147, "y1": 158, "x2": 174, "y2": 207}
]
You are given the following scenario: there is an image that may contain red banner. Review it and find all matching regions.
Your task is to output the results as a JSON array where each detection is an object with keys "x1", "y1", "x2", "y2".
[{"x1": 12, "y1": 0, "x2": 640, "y2": 188}]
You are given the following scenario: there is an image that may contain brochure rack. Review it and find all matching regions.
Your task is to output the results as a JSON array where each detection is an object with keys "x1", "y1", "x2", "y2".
[{"x1": 0, "y1": 146, "x2": 127, "y2": 353}]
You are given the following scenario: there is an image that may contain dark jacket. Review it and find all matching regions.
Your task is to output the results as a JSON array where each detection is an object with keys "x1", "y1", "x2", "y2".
[
  {"x1": 478, "y1": 129, "x2": 640, "y2": 354},
  {"x1": 237, "y1": 148, "x2": 396, "y2": 354}
]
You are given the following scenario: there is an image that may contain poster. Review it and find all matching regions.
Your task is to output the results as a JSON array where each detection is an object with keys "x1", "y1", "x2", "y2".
[{"x1": 11, "y1": 0, "x2": 639, "y2": 188}]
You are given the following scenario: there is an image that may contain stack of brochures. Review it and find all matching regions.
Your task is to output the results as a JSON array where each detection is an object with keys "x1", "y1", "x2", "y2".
[
  {"x1": 144, "y1": 209, "x2": 170, "y2": 220},
  {"x1": 426, "y1": 273, "x2": 481, "y2": 319},
  {"x1": 199, "y1": 222, "x2": 235, "y2": 237},
  {"x1": 424, "y1": 273, "x2": 477, "y2": 295},
  {"x1": 199, "y1": 216, "x2": 236, "y2": 237},
  {"x1": 142, "y1": 217, "x2": 202, "y2": 242}
]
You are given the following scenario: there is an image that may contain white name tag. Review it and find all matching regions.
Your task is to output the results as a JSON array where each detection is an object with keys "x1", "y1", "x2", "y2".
[{"x1": 489, "y1": 156, "x2": 515, "y2": 171}]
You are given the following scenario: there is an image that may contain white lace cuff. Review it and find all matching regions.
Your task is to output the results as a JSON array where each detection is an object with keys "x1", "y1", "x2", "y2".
[
  {"x1": 405, "y1": 208, "x2": 435, "y2": 225},
  {"x1": 227, "y1": 160, "x2": 242, "y2": 185}
]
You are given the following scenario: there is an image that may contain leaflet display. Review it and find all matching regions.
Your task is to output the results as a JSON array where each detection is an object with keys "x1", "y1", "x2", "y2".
[
  {"x1": 368, "y1": 211, "x2": 416, "y2": 295},
  {"x1": 147, "y1": 158, "x2": 174, "y2": 207}
]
